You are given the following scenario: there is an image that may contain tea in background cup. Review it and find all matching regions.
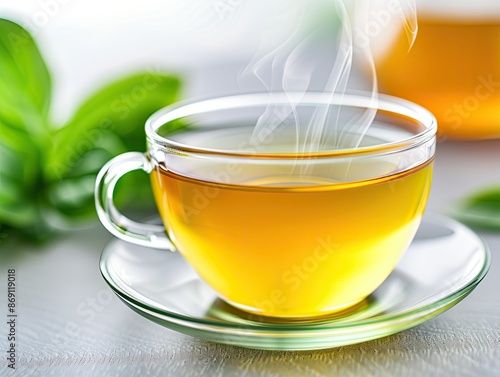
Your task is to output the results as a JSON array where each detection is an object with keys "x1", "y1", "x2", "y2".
[
  {"x1": 95, "y1": 92, "x2": 436, "y2": 319},
  {"x1": 374, "y1": 0, "x2": 500, "y2": 139}
]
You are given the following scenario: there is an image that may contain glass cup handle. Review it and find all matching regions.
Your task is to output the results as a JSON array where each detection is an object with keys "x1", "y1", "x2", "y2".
[{"x1": 95, "y1": 152, "x2": 176, "y2": 251}]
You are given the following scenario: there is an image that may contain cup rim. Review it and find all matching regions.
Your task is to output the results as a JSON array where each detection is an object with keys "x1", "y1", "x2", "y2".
[{"x1": 145, "y1": 91, "x2": 437, "y2": 159}]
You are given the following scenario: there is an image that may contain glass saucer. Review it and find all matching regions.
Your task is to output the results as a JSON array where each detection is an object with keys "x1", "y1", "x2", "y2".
[{"x1": 99, "y1": 214, "x2": 490, "y2": 351}]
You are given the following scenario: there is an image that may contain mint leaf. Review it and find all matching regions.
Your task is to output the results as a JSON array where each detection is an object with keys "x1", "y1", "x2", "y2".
[
  {"x1": 451, "y1": 187, "x2": 500, "y2": 231},
  {"x1": 44, "y1": 73, "x2": 182, "y2": 222},
  {"x1": 0, "y1": 19, "x2": 51, "y2": 139},
  {"x1": 0, "y1": 141, "x2": 38, "y2": 227},
  {"x1": 45, "y1": 73, "x2": 181, "y2": 180},
  {"x1": 0, "y1": 19, "x2": 50, "y2": 232}
]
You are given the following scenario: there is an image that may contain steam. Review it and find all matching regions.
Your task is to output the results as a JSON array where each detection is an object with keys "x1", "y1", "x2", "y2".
[
  {"x1": 239, "y1": 0, "x2": 418, "y2": 153},
  {"x1": 303, "y1": 0, "x2": 358, "y2": 152},
  {"x1": 400, "y1": 0, "x2": 418, "y2": 49}
]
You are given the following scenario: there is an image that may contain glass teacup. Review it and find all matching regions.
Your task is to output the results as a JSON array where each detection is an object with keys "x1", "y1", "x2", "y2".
[{"x1": 95, "y1": 92, "x2": 436, "y2": 319}]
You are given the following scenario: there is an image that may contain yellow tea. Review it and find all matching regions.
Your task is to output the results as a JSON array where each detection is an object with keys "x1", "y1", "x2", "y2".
[
  {"x1": 376, "y1": 19, "x2": 500, "y2": 139},
  {"x1": 151, "y1": 160, "x2": 433, "y2": 318}
]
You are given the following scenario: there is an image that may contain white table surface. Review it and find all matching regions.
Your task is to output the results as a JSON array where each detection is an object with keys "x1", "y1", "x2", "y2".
[{"x1": 1, "y1": 138, "x2": 499, "y2": 377}]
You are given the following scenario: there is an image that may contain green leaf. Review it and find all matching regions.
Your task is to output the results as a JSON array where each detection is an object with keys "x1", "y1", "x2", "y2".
[
  {"x1": 0, "y1": 114, "x2": 41, "y2": 230},
  {"x1": 0, "y1": 19, "x2": 51, "y2": 139},
  {"x1": 0, "y1": 19, "x2": 49, "y2": 232},
  {"x1": 451, "y1": 187, "x2": 500, "y2": 231},
  {"x1": 45, "y1": 72, "x2": 181, "y2": 181},
  {"x1": 44, "y1": 72, "x2": 182, "y2": 222}
]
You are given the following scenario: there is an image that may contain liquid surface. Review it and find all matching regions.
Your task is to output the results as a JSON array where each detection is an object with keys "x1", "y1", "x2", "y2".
[
  {"x1": 376, "y1": 19, "x2": 500, "y2": 139},
  {"x1": 151, "y1": 162, "x2": 433, "y2": 318}
]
